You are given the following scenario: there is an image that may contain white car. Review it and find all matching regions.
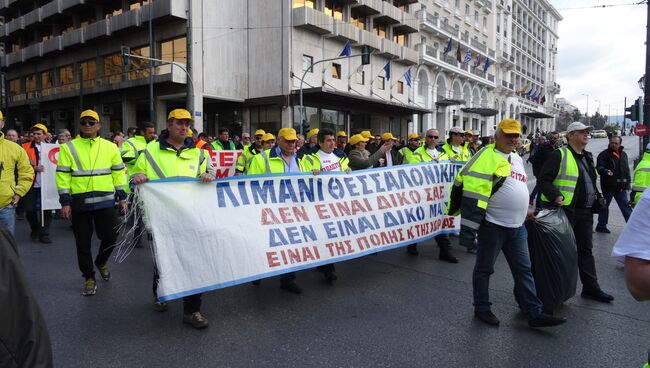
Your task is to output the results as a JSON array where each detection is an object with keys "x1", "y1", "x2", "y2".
[{"x1": 592, "y1": 130, "x2": 607, "y2": 138}]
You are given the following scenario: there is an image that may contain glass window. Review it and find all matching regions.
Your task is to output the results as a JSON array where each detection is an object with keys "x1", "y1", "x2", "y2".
[
  {"x1": 356, "y1": 70, "x2": 365, "y2": 85},
  {"x1": 129, "y1": 46, "x2": 151, "y2": 80},
  {"x1": 80, "y1": 59, "x2": 97, "y2": 81},
  {"x1": 324, "y1": 0, "x2": 343, "y2": 20},
  {"x1": 350, "y1": 10, "x2": 366, "y2": 30},
  {"x1": 320, "y1": 108, "x2": 345, "y2": 133},
  {"x1": 373, "y1": 23, "x2": 386, "y2": 38},
  {"x1": 292, "y1": 0, "x2": 314, "y2": 8},
  {"x1": 251, "y1": 106, "x2": 283, "y2": 135},
  {"x1": 378, "y1": 76, "x2": 385, "y2": 90},
  {"x1": 9, "y1": 79, "x2": 21, "y2": 96},
  {"x1": 103, "y1": 53, "x2": 122, "y2": 84},
  {"x1": 41, "y1": 71, "x2": 53, "y2": 88},
  {"x1": 59, "y1": 65, "x2": 74, "y2": 85},
  {"x1": 332, "y1": 63, "x2": 341, "y2": 79},
  {"x1": 302, "y1": 55, "x2": 313, "y2": 73},
  {"x1": 160, "y1": 37, "x2": 187, "y2": 64},
  {"x1": 397, "y1": 81, "x2": 404, "y2": 94},
  {"x1": 393, "y1": 32, "x2": 406, "y2": 46},
  {"x1": 25, "y1": 74, "x2": 36, "y2": 92}
]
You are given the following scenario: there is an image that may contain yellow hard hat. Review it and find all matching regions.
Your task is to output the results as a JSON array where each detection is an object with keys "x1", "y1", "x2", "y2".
[
  {"x1": 381, "y1": 132, "x2": 397, "y2": 141},
  {"x1": 0, "y1": 111, "x2": 4, "y2": 120},
  {"x1": 262, "y1": 133, "x2": 276, "y2": 141},
  {"x1": 408, "y1": 133, "x2": 420, "y2": 140},
  {"x1": 278, "y1": 128, "x2": 298, "y2": 140},
  {"x1": 167, "y1": 109, "x2": 193, "y2": 121},
  {"x1": 349, "y1": 134, "x2": 369, "y2": 146},
  {"x1": 307, "y1": 128, "x2": 319, "y2": 139},
  {"x1": 336, "y1": 131, "x2": 347, "y2": 137},
  {"x1": 80, "y1": 109, "x2": 99, "y2": 122},
  {"x1": 186, "y1": 129, "x2": 193, "y2": 138},
  {"x1": 360, "y1": 130, "x2": 372, "y2": 139},
  {"x1": 31, "y1": 123, "x2": 48, "y2": 134},
  {"x1": 498, "y1": 119, "x2": 522, "y2": 135},
  {"x1": 254, "y1": 129, "x2": 266, "y2": 136}
]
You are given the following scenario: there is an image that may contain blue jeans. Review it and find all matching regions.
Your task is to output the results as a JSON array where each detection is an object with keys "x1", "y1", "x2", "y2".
[
  {"x1": 597, "y1": 190, "x2": 633, "y2": 228},
  {"x1": 0, "y1": 207, "x2": 16, "y2": 235},
  {"x1": 473, "y1": 221, "x2": 543, "y2": 319}
]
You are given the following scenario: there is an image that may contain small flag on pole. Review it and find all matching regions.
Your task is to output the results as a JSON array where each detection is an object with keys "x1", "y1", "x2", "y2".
[
  {"x1": 456, "y1": 43, "x2": 462, "y2": 63},
  {"x1": 463, "y1": 49, "x2": 472, "y2": 64},
  {"x1": 404, "y1": 67, "x2": 413, "y2": 87},
  {"x1": 540, "y1": 95, "x2": 546, "y2": 104},
  {"x1": 383, "y1": 61, "x2": 391, "y2": 81},
  {"x1": 443, "y1": 38, "x2": 453, "y2": 55},
  {"x1": 483, "y1": 58, "x2": 491, "y2": 72},
  {"x1": 339, "y1": 40, "x2": 352, "y2": 57},
  {"x1": 474, "y1": 54, "x2": 481, "y2": 68}
]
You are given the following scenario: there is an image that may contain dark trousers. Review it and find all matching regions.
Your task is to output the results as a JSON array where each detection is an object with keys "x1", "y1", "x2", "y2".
[
  {"x1": 280, "y1": 272, "x2": 296, "y2": 285},
  {"x1": 564, "y1": 207, "x2": 600, "y2": 291},
  {"x1": 407, "y1": 234, "x2": 452, "y2": 252},
  {"x1": 153, "y1": 266, "x2": 202, "y2": 314},
  {"x1": 23, "y1": 188, "x2": 52, "y2": 236},
  {"x1": 459, "y1": 225, "x2": 477, "y2": 249},
  {"x1": 597, "y1": 190, "x2": 633, "y2": 227},
  {"x1": 71, "y1": 207, "x2": 118, "y2": 279}
]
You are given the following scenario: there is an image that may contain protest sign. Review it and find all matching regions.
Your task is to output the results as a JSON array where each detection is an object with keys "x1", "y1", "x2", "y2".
[
  {"x1": 207, "y1": 150, "x2": 241, "y2": 178},
  {"x1": 41, "y1": 143, "x2": 61, "y2": 210},
  {"x1": 139, "y1": 162, "x2": 462, "y2": 301}
]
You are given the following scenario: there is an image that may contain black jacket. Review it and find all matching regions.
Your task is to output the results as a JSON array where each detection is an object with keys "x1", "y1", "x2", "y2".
[
  {"x1": 596, "y1": 146, "x2": 631, "y2": 192},
  {"x1": 539, "y1": 145, "x2": 598, "y2": 209},
  {"x1": 0, "y1": 228, "x2": 53, "y2": 368},
  {"x1": 530, "y1": 143, "x2": 555, "y2": 177}
]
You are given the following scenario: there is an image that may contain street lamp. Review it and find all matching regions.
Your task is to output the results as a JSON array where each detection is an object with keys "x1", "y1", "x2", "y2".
[{"x1": 581, "y1": 93, "x2": 589, "y2": 124}]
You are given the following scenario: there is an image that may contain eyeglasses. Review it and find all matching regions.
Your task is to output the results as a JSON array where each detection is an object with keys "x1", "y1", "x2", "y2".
[
  {"x1": 173, "y1": 120, "x2": 191, "y2": 127},
  {"x1": 80, "y1": 120, "x2": 97, "y2": 126},
  {"x1": 427, "y1": 135, "x2": 439, "y2": 139}
]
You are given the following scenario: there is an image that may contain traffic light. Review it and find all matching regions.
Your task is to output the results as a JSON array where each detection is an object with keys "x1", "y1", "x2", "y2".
[
  {"x1": 361, "y1": 45, "x2": 371, "y2": 65},
  {"x1": 120, "y1": 46, "x2": 131, "y2": 66},
  {"x1": 302, "y1": 121, "x2": 310, "y2": 135},
  {"x1": 625, "y1": 98, "x2": 641, "y2": 122}
]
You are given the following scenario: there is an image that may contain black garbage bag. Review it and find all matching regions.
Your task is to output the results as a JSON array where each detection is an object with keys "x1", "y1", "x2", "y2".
[{"x1": 525, "y1": 208, "x2": 578, "y2": 313}]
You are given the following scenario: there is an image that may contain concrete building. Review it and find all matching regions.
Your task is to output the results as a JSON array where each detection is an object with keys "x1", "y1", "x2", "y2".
[
  {"x1": 414, "y1": 0, "x2": 561, "y2": 137},
  {"x1": 555, "y1": 97, "x2": 579, "y2": 114},
  {"x1": 0, "y1": 0, "x2": 426, "y2": 140}
]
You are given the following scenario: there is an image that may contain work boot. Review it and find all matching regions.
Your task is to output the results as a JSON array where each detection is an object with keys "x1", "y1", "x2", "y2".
[
  {"x1": 474, "y1": 310, "x2": 499, "y2": 326},
  {"x1": 280, "y1": 282, "x2": 303, "y2": 294},
  {"x1": 97, "y1": 263, "x2": 111, "y2": 281},
  {"x1": 82, "y1": 278, "x2": 97, "y2": 296},
  {"x1": 183, "y1": 312, "x2": 209, "y2": 329},
  {"x1": 406, "y1": 244, "x2": 419, "y2": 256},
  {"x1": 439, "y1": 248, "x2": 459, "y2": 263}
]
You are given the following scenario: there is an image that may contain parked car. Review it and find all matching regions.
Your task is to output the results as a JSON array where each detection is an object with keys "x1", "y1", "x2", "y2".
[{"x1": 592, "y1": 130, "x2": 607, "y2": 138}]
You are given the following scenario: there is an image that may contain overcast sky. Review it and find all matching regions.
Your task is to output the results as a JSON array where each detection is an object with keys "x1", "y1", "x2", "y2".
[{"x1": 550, "y1": 0, "x2": 646, "y2": 118}]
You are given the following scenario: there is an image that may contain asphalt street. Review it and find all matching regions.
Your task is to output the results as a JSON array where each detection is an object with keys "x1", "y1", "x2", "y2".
[{"x1": 15, "y1": 135, "x2": 650, "y2": 368}]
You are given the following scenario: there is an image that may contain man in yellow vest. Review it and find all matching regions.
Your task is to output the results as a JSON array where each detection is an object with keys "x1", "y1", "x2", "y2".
[
  {"x1": 406, "y1": 129, "x2": 458, "y2": 263},
  {"x1": 56, "y1": 109, "x2": 127, "y2": 296},
  {"x1": 631, "y1": 143, "x2": 650, "y2": 206},
  {"x1": 539, "y1": 121, "x2": 614, "y2": 303},
  {"x1": 0, "y1": 111, "x2": 33, "y2": 235},
  {"x1": 448, "y1": 119, "x2": 566, "y2": 328},
  {"x1": 297, "y1": 128, "x2": 319, "y2": 156},
  {"x1": 21, "y1": 123, "x2": 52, "y2": 243},
  {"x1": 209, "y1": 127, "x2": 236, "y2": 151},
  {"x1": 235, "y1": 129, "x2": 265, "y2": 175},
  {"x1": 247, "y1": 128, "x2": 304, "y2": 294},
  {"x1": 442, "y1": 126, "x2": 471, "y2": 161},
  {"x1": 399, "y1": 133, "x2": 421, "y2": 163},
  {"x1": 131, "y1": 108, "x2": 213, "y2": 329}
]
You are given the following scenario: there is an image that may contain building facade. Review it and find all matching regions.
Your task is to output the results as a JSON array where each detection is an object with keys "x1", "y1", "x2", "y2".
[{"x1": 0, "y1": 0, "x2": 560, "y2": 139}]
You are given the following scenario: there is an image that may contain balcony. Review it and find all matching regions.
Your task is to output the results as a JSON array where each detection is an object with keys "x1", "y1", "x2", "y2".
[
  {"x1": 6, "y1": 50, "x2": 21, "y2": 65},
  {"x1": 439, "y1": 20, "x2": 459, "y2": 38},
  {"x1": 139, "y1": 0, "x2": 188, "y2": 22},
  {"x1": 60, "y1": 0, "x2": 85, "y2": 12},
  {"x1": 379, "y1": 38, "x2": 401, "y2": 58},
  {"x1": 351, "y1": 0, "x2": 382, "y2": 16},
  {"x1": 417, "y1": 43, "x2": 437, "y2": 62},
  {"x1": 61, "y1": 27, "x2": 83, "y2": 48},
  {"x1": 23, "y1": 8, "x2": 41, "y2": 28},
  {"x1": 6, "y1": 16, "x2": 22, "y2": 34},
  {"x1": 84, "y1": 19, "x2": 110, "y2": 42},
  {"x1": 292, "y1": 6, "x2": 333, "y2": 35},
  {"x1": 394, "y1": 10, "x2": 418, "y2": 34},
  {"x1": 483, "y1": 0, "x2": 493, "y2": 12},
  {"x1": 41, "y1": 36, "x2": 62, "y2": 55},
  {"x1": 332, "y1": 20, "x2": 358, "y2": 42},
  {"x1": 375, "y1": 1, "x2": 401, "y2": 24},
  {"x1": 418, "y1": 10, "x2": 438, "y2": 34},
  {"x1": 111, "y1": 8, "x2": 141, "y2": 33},
  {"x1": 358, "y1": 29, "x2": 381, "y2": 50},
  {"x1": 22, "y1": 43, "x2": 41, "y2": 60},
  {"x1": 41, "y1": 0, "x2": 61, "y2": 19},
  {"x1": 399, "y1": 46, "x2": 418, "y2": 65},
  {"x1": 470, "y1": 38, "x2": 487, "y2": 53}
]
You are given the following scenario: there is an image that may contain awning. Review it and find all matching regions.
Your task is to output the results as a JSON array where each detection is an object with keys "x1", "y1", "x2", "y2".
[
  {"x1": 461, "y1": 107, "x2": 499, "y2": 116},
  {"x1": 291, "y1": 87, "x2": 432, "y2": 115},
  {"x1": 435, "y1": 98, "x2": 465, "y2": 107},
  {"x1": 521, "y1": 111, "x2": 554, "y2": 119}
]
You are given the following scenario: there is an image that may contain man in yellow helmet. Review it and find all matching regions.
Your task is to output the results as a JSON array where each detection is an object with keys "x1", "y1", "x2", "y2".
[
  {"x1": 56, "y1": 109, "x2": 127, "y2": 297},
  {"x1": 539, "y1": 121, "x2": 614, "y2": 303},
  {"x1": 297, "y1": 128, "x2": 319, "y2": 156},
  {"x1": 235, "y1": 129, "x2": 265, "y2": 175},
  {"x1": 131, "y1": 108, "x2": 214, "y2": 329}
]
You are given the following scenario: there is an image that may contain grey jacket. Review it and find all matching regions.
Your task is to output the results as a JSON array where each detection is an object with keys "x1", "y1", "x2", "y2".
[{"x1": 348, "y1": 148, "x2": 385, "y2": 171}]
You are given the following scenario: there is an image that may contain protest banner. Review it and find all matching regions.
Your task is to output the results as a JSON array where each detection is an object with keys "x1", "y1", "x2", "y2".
[
  {"x1": 207, "y1": 150, "x2": 241, "y2": 178},
  {"x1": 40, "y1": 143, "x2": 61, "y2": 211},
  {"x1": 138, "y1": 162, "x2": 463, "y2": 301}
]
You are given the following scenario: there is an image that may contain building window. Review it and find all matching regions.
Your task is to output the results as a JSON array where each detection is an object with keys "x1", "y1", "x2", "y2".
[
  {"x1": 103, "y1": 54, "x2": 122, "y2": 84},
  {"x1": 59, "y1": 65, "x2": 74, "y2": 85},
  {"x1": 160, "y1": 37, "x2": 187, "y2": 64},
  {"x1": 129, "y1": 46, "x2": 151, "y2": 80},
  {"x1": 483, "y1": 16, "x2": 488, "y2": 32},
  {"x1": 393, "y1": 31, "x2": 406, "y2": 46},
  {"x1": 397, "y1": 81, "x2": 404, "y2": 94},
  {"x1": 80, "y1": 59, "x2": 97, "y2": 81},
  {"x1": 356, "y1": 70, "x2": 365, "y2": 85},
  {"x1": 378, "y1": 76, "x2": 385, "y2": 90},
  {"x1": 251, "y1": 105, "x2": 282, "y2": 135},
  {"x1": 474, "y1": 10, "x2": 479, "y2": 26},
  {"x1": 8, "y1": 79, "x2": 21, "y2": 96},
  {"x1": 373, "y1": 22, "x2": 386, "y2": 38},
  {"x1": 332, "y1": 63, "x2": 341, "y2": 79},
  {"x1": 302, "y1": 55, "x2": 313, "y2": 73},
  {"x1": 324, "y1": 0, "x2": 343, "y2": 20},
  {"x1": 129, "y1": 0, "x2": 151, "y2": 10},
  {"x1": 40, "y1": 70, "x2": 54, "y2": 96},
  {"x1": 292, "y1": 0, "x2": 314, "y2": 8},
  {"x1": 25, "y1": 74, "x2": 36, "y2": 93},
  {"x1": 350, "y1": 9, "x2": 366, "y2": 30}
]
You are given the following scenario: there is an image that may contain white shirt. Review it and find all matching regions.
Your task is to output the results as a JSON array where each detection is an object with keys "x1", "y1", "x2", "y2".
[
  {"x1": 426, "y1": 147, "x2": 439, "y2": 161},
  {"x1": 385, "y1": 151, "x2": 393, "y2": 167},
  {"x1": 612, "y1": 187, "x2": 650, "y2": 260},
  {"x1": 485, "y1": 151, "x2": 529, "y2": 228},
  {"x1": 318, "y1": 150, "x2": 341, "y2": 172},
  {"x1": 33, "y1": 143, "x2": 42, "y2": 188}
]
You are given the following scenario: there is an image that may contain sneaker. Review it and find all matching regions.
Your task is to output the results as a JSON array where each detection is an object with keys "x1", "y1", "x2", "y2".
[
  {"x1": 183, "y1": 312, "x2": 209, "y2": 329},
  {"x1": 152, "y1": 299, "x2": 168, "y2": 312},
  {"x1": 39, "y1": 235, "x2": 52, "y2": 244},
  {"x1": 528, "y1": 313, "x2": 566, "y2": 328},
  {"x1": 97, "y1": 263, "x2": 111, "y2": 281},
  {"x1": 280, "y1": 282, "x2": 303, "y2": 294},
  {"x1": 474, "y1": 310, "x2": 500, "y2": 326},
  {"x1": 82, "y1": 278, "x2": 97, "y2": 296},
  {"x1": 595, "y1": 227, "x2": 611, "y2": 234}
]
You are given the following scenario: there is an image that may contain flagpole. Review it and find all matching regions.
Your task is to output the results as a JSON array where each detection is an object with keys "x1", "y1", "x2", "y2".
[{"x1": 299, "y1": 52, "x2": 369, "y2": 136}]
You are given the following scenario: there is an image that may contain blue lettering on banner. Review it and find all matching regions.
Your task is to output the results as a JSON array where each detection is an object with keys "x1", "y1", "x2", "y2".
[
  {"x1": 251, "y1": 180, "x2": 276, "y2": 203},
  {"x1": 327, "y1": 178, "x2": 344, "y2": 199},
  {"x1": 430, "y1": 203, "x2": 443, "y2": 217},
  {"x1": 278, "y1": 180, "x2": 299, "y2": 203},
  {"x1": 269, "y1": 225, "x2": 317, "y2": 247},
  {"x1": 216, "y1": 182, "x2": 240, "y2": 208},
  {"x1": 343, "y1": 176, "x2": 359, "y2": 196},
  {"x1": 369, "y1": 172, "x2": 387, "y2": 193}
]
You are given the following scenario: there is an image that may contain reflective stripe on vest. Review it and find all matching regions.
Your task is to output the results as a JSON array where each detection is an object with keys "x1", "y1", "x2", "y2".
[
  {"x1": 542, "y1": 147, "x2": 579, "y2": 205},
  {"x1": 259, "y1": 150, "x2": 272, "y2": 174},
  {"x1": 198, "y1": 149, "x2": 206, "y2": 176},
  {"x1": 143, "y1": 149, "x2": 166, "y2": 179},
  {"x1": 126, "y1": 140, "x2": 141, "y2": 161}
]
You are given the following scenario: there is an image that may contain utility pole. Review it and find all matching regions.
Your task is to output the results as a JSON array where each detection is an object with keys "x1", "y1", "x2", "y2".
[
  {"x1": 148, "y1": 0, "x2": 154, "y2": 124},
  {"x1": 644, "y1": 0, "x2": 650, "y2": 149}
]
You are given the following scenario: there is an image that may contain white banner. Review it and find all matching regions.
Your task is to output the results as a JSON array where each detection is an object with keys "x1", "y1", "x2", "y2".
[
  {"x1": 207, "y1": 150, "x2": 241, "y2": 178},
  {"x1": 139, "y1": 163, "x2": 463, "y2": 301},
  {"x1": 40, "y1": 143, "x2": 61, "y2": 210}
]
